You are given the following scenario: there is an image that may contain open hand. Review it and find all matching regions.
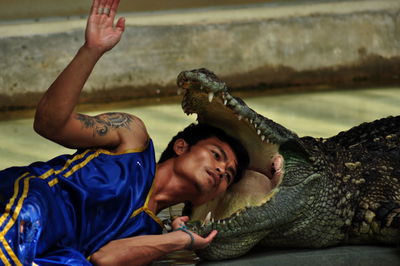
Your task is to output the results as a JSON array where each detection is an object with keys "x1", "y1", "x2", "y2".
[
  {"x1": 172, "y1": 216, "x2": 218, "y2": 250},
  {"x1": 84, "y1": 0, "x2": 125, "y2": 54}
]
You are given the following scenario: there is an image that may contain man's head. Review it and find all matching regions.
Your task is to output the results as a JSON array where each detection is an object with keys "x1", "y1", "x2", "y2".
[{"x1": 159, "y1": 123, "x2": 249, "y2": 185}]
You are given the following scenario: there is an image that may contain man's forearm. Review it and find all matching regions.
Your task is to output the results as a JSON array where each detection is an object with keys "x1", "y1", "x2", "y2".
[
  {"x1": 91, "y1": 231, "x2": 190, "y2": 266},
  {"x1": 34, "y1": 46, "x2": 103, "y2": 136}
]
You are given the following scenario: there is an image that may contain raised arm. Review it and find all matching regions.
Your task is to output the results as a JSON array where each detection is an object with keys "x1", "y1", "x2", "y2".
[{"x1": 34, "y1": 0, "x2": 146, "y2": 151}]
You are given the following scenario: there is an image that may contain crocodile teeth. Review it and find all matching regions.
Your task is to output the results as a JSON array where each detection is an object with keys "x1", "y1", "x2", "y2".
[
  {"x1": 261, "y1": 135, "x2": 265, "y2": 141},
  {"x1": 225, "y1": 93, "x2": 232, "y2": 100},
  {"x1": 238, "y1": 115, "x2": 242, "y2": 121},
  {"x1": 202, "y1": 211, "x2": 212, "y2": 226},
  {"x1": 224, "y1": 99, "x2": 228, "y2": 105},
  {"x1": 257, "y1": 129, "x2": 261, "y2": 135},
  {"x1": 208, "y1": 92, "x2": 214, "y2": 102}
]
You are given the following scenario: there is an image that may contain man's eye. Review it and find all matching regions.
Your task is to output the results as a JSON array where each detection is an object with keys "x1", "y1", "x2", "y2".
[{"x1": 212, "y1": 150, "x2": 220, "y2": 159}]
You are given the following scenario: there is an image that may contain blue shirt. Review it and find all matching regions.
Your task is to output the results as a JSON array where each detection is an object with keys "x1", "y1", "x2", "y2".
[{"x1": 0, "y1": 139, "x2": 163, "y2": 265}]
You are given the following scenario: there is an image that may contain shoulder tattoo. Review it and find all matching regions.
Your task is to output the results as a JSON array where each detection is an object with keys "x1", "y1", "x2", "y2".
[{"x1": 76, "y1": 112, "x2": 134, "y2": 137}]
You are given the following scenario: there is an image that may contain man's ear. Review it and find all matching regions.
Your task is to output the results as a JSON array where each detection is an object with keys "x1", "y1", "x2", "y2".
[{"x1": 173, "y1": 138, "x2": 189, "y2": 155}]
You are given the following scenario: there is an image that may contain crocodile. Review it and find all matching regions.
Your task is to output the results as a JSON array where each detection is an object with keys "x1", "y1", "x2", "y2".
[{"x1": 177, "y1": 68, "x2": 400, "y2": 260}]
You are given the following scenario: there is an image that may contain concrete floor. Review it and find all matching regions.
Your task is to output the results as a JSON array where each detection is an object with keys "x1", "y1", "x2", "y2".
[
  {"x1": 0, "y1": 87, "x2": 398, "y2": 169},
  {"x1": 197, "y1": 245, "x2": 400, "y2": 266},
  {"x1": 153, "y1": 245, "x2": 400, "y2": 265},
  {"x1": 0, "y1": 87, "x2": 399, "y2": 265}
]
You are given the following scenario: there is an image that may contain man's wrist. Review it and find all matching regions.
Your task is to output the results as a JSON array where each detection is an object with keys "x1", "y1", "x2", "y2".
[
  {"x1": 170, "y1": 230, "x2": 193, "y2": 251},
  {"x1": 79, "y1": 44, "x2": 105, "y2": 60},
  {"x1": 173, "y1": 227, "x2": 195, "y2": 250}
]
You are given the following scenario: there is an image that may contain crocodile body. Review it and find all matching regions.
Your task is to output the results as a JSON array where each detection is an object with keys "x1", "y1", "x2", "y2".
[{"x1": 177, "y1": 68, "x2": 400, "y2": 260}]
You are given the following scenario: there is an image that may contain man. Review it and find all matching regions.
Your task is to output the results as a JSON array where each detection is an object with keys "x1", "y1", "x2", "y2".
[{"x1": 0, "y1": 0, "x2": 249, "y2": 265}]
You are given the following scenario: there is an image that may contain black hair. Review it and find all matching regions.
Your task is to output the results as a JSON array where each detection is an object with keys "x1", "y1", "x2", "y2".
[{"x1": 158, "y1": 123, "x2": 249, "y2": 184}]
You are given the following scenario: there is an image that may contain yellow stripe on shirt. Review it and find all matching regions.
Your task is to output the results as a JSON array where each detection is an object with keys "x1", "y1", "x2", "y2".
[
  {"x1": 0, "y1": 246, "x2": 12, "y2": 266},
  {"x1": 130, "y1": 178, "x2": 164, "y2": 228},
  {"x1": 0, "y1": 176, "x2": 33, "y2": 266},
  {"x1": 39, "y1": 149, "x2": 92, "y2": 181},
  {"x1": 0, "y1": 172, "x2": 29, "y2": 228}
]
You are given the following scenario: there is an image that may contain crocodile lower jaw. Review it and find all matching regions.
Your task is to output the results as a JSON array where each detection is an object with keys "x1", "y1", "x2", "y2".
[
  {"x1": 188, "y1": 164, "x2": 283, "y2": 226},
  {"x1": 190, "y1": 154, "x2": 283, "y2": 222}
]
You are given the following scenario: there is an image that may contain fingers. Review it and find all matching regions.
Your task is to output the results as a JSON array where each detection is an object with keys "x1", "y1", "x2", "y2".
[
  {"x1": 204, "y1": 230, "x2": 218, "y2": 242},
  {"x1": 91, "y1": 0, "x2": 121, "y2": 17},
  {"x1": 99, "y1": 0, "x2": 108, "y2": 9},
  {"x1": 109, "y1": 0, "x2": 120, "y2": 20},
  {"x1": 189, "y1": 230, "x2": 217, "y2": 250},
  {"x1": 96, "y1": 0, "x2": 105, "y2": 14},
  {"x1": 172, "y1": 216, "x2": 189, "y2": 224},
  {"x1": 95, "y1": 0, "x2": 108, "y2": 16},
  {"x1": 103, "y1": 0, "x2": 112, "y2": 16},
  {"x1": 196, "y1": 230, "x2": 217, "y2": 249},
  {"x1": 170, "y1": 217, "x2": 218, "y2": 251},
  {"x1": 171, "y1": 216, "x2": 188, "y2": 229},
  {"x1": 90, "y1": 0, "x2": 99, "y2": 15},
  {"x1": 98, "y1": 0, "x2": 124, "y2": 31},
  {"x1": 180, "y1": 216, "x2": 190, "y2": 222}
]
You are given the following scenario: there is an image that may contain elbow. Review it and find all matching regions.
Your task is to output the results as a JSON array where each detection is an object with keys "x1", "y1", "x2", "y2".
[
  {"x1": 90, "y1": 252, "x2": 112, "y2": 266},
  {"x1": 33, "y1": 112, "x2": 47, "y2": 137},
  {"x1": 90, "y1": 253, "x2": 101, "y2": 266},
  {"x1": 34, "y1": 98, "x2": 52, "y2": 138},
  {"x1": 33, "y1": 109, "x2": 59, "y2": 140},
  {"x1": 34, "y1": 96, "x2": 69, "y2": 140}
]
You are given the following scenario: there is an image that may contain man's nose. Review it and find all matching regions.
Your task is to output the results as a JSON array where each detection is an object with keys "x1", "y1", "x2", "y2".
[{"x1": 216, "y1": 165, "x2": 226, "y2": 178}]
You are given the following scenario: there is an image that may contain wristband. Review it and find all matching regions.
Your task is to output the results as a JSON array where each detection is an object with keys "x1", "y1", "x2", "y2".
[{"x1": 174, "y1": 227, "x2": 195, "y2": 250}]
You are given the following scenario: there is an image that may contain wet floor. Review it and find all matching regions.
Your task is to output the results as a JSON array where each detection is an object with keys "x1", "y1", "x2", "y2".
[{"x1": 0, "y1": 87, "x2": 399, "y2": 265}]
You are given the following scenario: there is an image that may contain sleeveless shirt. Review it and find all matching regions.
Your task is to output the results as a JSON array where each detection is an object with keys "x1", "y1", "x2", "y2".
[{"x1": 0, "y1": 139, "x2": 162, "y2": 265}]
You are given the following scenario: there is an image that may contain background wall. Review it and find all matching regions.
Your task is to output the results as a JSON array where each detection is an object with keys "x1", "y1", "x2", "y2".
[
  {"x1": 0, "y1": 0, "x2": 399, "y2": 114},
  {"x1": 0, "y1": 0, "x2": 288, "y2": 21}
]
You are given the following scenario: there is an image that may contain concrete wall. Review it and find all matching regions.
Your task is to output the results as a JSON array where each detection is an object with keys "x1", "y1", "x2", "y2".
[
  {"x1": 0, "y1": 0, "x2": 282, "y2": 21},
  {"x1": 0, "y1": 0, "x2": 399, "y2": 111}
]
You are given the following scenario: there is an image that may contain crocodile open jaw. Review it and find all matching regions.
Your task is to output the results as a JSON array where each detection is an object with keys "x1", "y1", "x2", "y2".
[{"x1": 178, "y1": 68, "x2": 292, "y2": 223}]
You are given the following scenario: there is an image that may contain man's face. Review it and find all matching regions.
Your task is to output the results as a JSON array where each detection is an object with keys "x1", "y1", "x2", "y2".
[{"x1": 174, "y1": 137, "x2": 238, "y2": 205}]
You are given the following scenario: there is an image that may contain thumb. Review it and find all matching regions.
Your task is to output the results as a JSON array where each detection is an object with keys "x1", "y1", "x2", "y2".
[
  {"x1": 180, "y1": 216, "x2": 190, "y2": 222},
  {"x1": 204, "y1": 230, "x2": 218, "y2": 242},
  {"x1": 115, "y1": 17, "x2": 125, "y2": 32}
]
